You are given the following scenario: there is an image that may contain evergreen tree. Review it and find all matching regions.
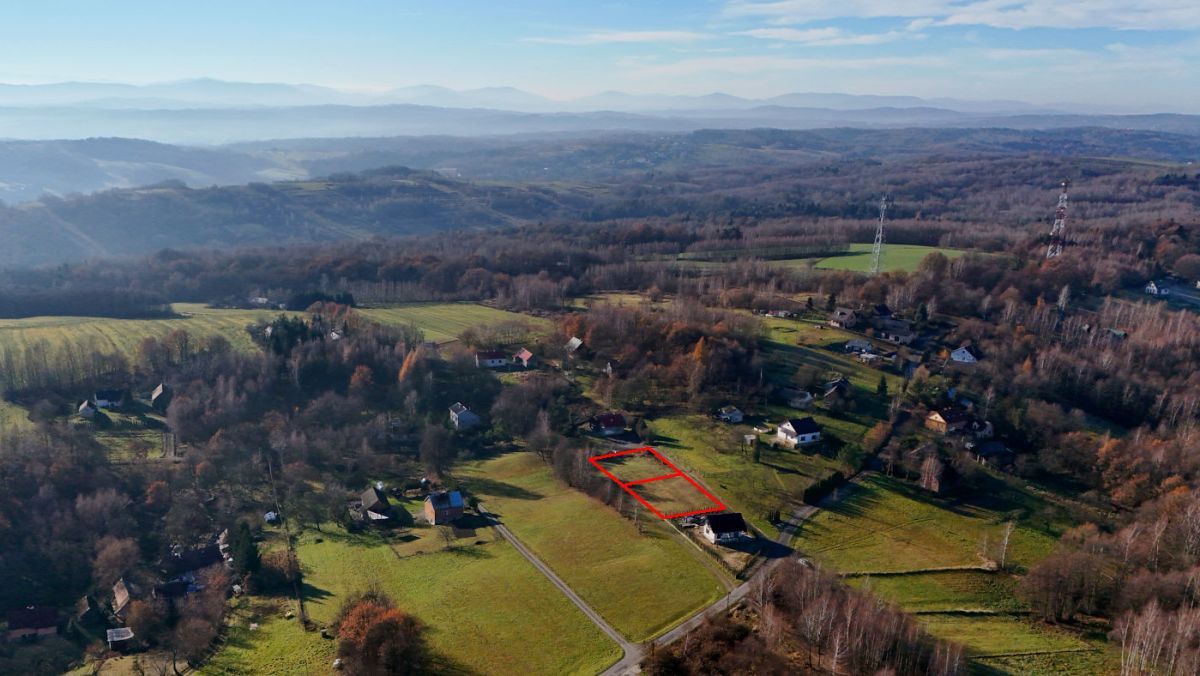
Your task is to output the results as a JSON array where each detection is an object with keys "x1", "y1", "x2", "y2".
[
  {"x1": 230, "y1": 522, "x2": 260, "y2": 575},
  {"x1": 877, "y1": 375, "x2": 889, "y2": 397},
  {"x1": 825, "y1": 293, "x2": 837, "y2": 312}
]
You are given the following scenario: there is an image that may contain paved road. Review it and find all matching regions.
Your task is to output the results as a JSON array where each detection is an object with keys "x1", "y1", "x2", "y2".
[{"x1": 478, "y1": 504, "x2": 642, "y2": 668}]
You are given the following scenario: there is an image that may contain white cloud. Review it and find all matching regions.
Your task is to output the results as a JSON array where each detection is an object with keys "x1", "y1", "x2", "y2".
[
  {"x1": 524, "y1": 30, "x2": 709, "y2": 46},
  {"x1": 733, "y1": 26, "x2": 916, "y2": 45},
  {"x1": 724, "y1": 0, "x2": 1200, "y2": 31}
]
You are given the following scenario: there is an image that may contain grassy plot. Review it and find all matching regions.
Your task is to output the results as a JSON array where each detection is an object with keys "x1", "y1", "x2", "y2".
[
  {"x1": 649, "y1": 414, "x2": 845, "y2": 535},
  {"x1": 0, "y1": 303, "x2": 296, "y2": 390},
  {"x1": 202, "y1": 598, "x2": 335, "y2": 675},
  {"x1": 798, "y1": 473, "x2": 1116, "y2": 671},
  {"x1": 358, "y1": 303, "x2": 550, "y2": 344},
  {"x1": 458, "y1": 452, "x2": 727, "y2": 641},
  {"x1": 629, "y1": 475, "x2": 722, "y2": 518},
  {"x1": 0, "y1": 399, "x2": 30, "y2": 431},
  {"x1": 760, "y1": 317, "x2": 904, "y2": 396},
  {"x1": 797, "y1": 474, "x2": 1060, "y2": 573},
  {"x1": 594, "y1": 450, "x2": 679, "y2": 483},
  {"x1": 811, "y1": 243, "x2": 966, "y2": 274},
  {"x1": 297, "y1": 529, "x2": 619, "y2": 676}
]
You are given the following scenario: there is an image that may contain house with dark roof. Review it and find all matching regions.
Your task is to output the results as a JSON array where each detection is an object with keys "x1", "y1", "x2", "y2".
[
  {"x1": 162, "y1": 543, "x2": 224, "y2": 578},
  {"x1": 828, "y1": 307, "x2": 859, "y2": 329},
  {"x1": 360, "y1": 486, "x2": 392, "y2": 524},
  {"x1": 475, "y1": 350, "x2": 507, "y2": 369},
  {"x1": 875, "y1": 318, "x2": 916, "y2": 345},
  {"x1": 777, "y1": 417, "x2": 822, "y2": 447},
  {"x1": 5, "y1": 606, "x2": 58, "y2": 640},
  {"x1": 449, "y1": 402, "x2": 481, "y2": 430},
  {"x1": 424, "y1": 490, "x2": 465, "y2": 525},
  {"x1": 716, "y1": 406, "x2": 744, "y2": 424},
  {"x1": 592, "y1": 412, "x2": 626, "y2": 436},
  {"x1": 702, "y1": 513, "x2": 748, "y2": 544}
]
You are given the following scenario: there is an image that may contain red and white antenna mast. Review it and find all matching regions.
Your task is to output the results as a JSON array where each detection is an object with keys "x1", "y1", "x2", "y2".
[{"x1": 1045, "y1": 180, "x2": 1070, "y2": 259}]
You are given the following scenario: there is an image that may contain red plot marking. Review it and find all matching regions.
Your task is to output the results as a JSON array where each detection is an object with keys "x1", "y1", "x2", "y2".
[{"x1": 589, "y1": 446, "x2": 726, "y2": 521}]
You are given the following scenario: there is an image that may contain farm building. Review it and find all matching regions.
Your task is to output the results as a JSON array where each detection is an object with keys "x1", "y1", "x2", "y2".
[
  {"x1": 716, "y1": 406, "x2": 744, "y2": 423},
  {"x1": 592, "y1": 412, "x2": 626, "y2": 436},
  {"x1": 969, "y1": 441, "x2": 1014, "y2": 468},
  {"x1": 1144, "y1": 280, "x2": 1171, "y2": 296},
  {"x1": 823, "y1": 377, "x2": 851, "y2": 400},
  {"x1": 5, "y1": 606, "x2": 57, "y2": 640},
  {"x1": 828, "y1": 307, "x2": 859, "y2": 329},
  {"x1": 565, "y1": 336, "x2": 583, "y2": 354},
  {"x1": 93, "y1": 389, "x2": 127, "y2": 409},
  {"x1": 106, "y1": 627, "x2": 135, "y2": 651},
  {"x1": 925, "y1": 407, "x2": 968, "y2": 434},
  {"x1": 778, "y1": 387, "x2": 814, "y2": 409},
  {"x1": 875, "y1": 318, "x2": 916, "y2": 345},
  {"x1": 950, "y1": 345, "x2": 978, "y2": 363},
  {"x1": 78, "y1": 400, "x2": 97, "y2": 418},
  {"x1": 112, "y1": 578, "x2": 138, "y2": 618},
  {"x1": 844, "y1": 338, "x2": 872, "y2": 353},
  {"x1": 359, "y1": 486, "x2": 393, "y2": 524},
  {"x1": 777, "y1": 417, "x2": 822, "y2": 447},
  {"x1": 513, "y1": 348, "x2": 535, "y2": 368},
  {"x1": 449, "y1": 402, "x2": 481, "y2": 430},
  {"x1": 151, "y1": 383, "x2": 172, "y2": 411},
  {"x1": 702, "y1": 513, "x2": 748, "y2": 544},
  {"x1": 475, "y1": 350, "x2": 507, "y2": 368},
  {"x1": 424, "y1": 490, "x2": 465, "y2": 525}
]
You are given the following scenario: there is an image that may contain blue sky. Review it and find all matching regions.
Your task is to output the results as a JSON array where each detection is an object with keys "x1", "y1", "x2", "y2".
[{"x1": 0, "y1": 1, "x2": 1195, "y2": 110}]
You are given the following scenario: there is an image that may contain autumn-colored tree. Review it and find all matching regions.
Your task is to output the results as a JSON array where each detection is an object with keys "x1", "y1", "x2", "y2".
[
  {"x1": 125, "y1": 598, "x2": 167, "y2": 641},
  {"x1": 144, "y1": 480, "x2": 171, "y2": 510},
  {"x1": 336, "y1": 595, "x2": 429, "y2": 675},
  {"x1": 349, "y1": 364, "x2": 375, "y2": 395}
]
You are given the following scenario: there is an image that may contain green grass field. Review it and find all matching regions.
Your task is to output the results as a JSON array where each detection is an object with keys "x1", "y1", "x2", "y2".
[
  {"x1": 0, "y1": 302, "x2": 545, "y2": 390},
  {"x1": 595, "y1": 451, "x2": 678, "y2": 483},
  {"x1": 297, "y1": 529, "x2": 619, "y2": 675},
  {"x1": 798, "y1": 474, "x2": 1061, "y2": 573},
  {"x1": 203, "y1": 598, "x2": 335, "y2": 675},
  {"x1": 458, "y1": 452, "x2": 727, "y2": 641},
  {"x1": 810, "y1": 244, "x2": 966, "y2": 273},
  {"x1": 760, "y1": 317, "x2": 904, "y2": 395},
  {"x1": 358, "y1": 303, "x2": 550, "y2": 344},
  {"x1": 0, "y1": 399, "x2": 30, "y2": 431},
  {"x1": 648, "y1": 414, "x2": 845, "y2": 535},
  {"x1": 799, "y1": 473, "x2": 1116, "y2": 671}
]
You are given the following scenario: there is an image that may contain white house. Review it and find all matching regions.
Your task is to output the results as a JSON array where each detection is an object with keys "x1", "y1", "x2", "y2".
[
  {"x1": 1145, "y1": 280, "x2": 1171, "y2": 296},
  {"x1": 776, "y1": 417, "x2": 822, "y2": 447},
  {"x1": 717, "y1": 406, "x2": 744, "y2": 424},
  {"x1": 702, "y1": 513, "x2": 748, "y2": 545},
  {"x1": 475, "y1": 351, "x2": 507, "y2": 368},
  {"x1": 449, "y1": 402, "x2": 481, "y2": 430},
  {"x1": 950, "y1": 346, "x2": 978, "y2": 364}
]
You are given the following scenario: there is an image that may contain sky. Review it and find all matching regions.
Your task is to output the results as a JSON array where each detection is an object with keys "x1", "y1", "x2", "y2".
[{"x1": 0, "y1": 0, "x2": 1196, "y2": 111}]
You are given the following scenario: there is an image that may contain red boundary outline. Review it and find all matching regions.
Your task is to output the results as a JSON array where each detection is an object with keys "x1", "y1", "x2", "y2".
[{"x1": 589, "y1": 446, "x2": 726, "y2": 520}]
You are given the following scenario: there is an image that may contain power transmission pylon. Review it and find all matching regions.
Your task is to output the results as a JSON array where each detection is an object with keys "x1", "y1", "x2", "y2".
[
  {"x1": 1046, "y1": 180, "x2": 1070, "y2": 259},
  {"x1": 870, "y1": 195, "x2": 890, "y2": 276}
]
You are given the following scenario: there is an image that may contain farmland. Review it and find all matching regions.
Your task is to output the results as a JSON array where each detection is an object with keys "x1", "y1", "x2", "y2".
[
  {"x1": 296, "y1": 528, "x2": 620, "y2": 675},
  {"x1": 358, "y1": 302, "x2": 551, "y2": 343},
  {"x1": 458, "y1": 452, "x2": 728, "y2": 641},
  {"x1": 810, "y1": 243, "x2": 966, "y2": 273},
  {"x1": 797, "y1": 472, "x2": 1116, "y2": 672},
  {"x1": 0, "y1": 302, "x2": 545, "y2": 390},
  {"x1": 202, "y1": 598, "x2": 335, "y2": 675}
]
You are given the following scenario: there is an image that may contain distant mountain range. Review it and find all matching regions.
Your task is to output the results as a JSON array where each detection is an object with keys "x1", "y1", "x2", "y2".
[
  {"x1": 1, "y1": 126, "x2": 1198, "y2": 205},
  {"x1": 0, "y1": 78, "x2": 1060, "y2": 113}
]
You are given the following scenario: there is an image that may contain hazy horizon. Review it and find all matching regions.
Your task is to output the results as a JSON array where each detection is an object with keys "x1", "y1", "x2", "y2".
[{"x1": 0, "y1": 1, "x2": 1196, "y2": 112}]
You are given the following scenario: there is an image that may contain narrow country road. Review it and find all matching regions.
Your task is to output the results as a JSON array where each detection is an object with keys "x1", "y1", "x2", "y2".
[{"x1": 477, "y1": 504, "x2": 642, "y2": 668}]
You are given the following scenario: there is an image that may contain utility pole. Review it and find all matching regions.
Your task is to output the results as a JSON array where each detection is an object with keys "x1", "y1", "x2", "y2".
[
  {"x1": 870, "y1": 195, "x2": 890, "y2": 276},
  {"x1": 1046, "y1": 180, "x2": 1070, "y2": 259}
]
